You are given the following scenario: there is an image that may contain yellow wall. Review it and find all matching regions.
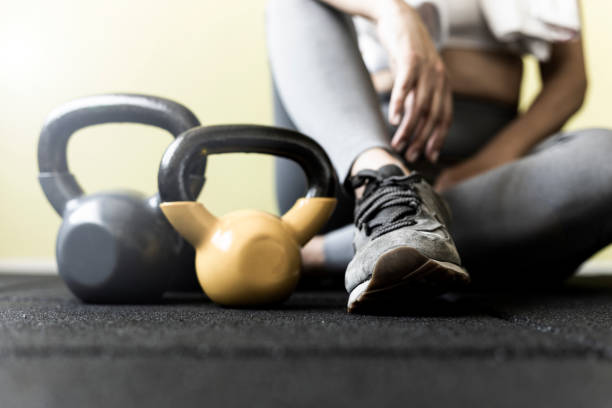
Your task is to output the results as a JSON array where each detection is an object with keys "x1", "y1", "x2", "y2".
[
  {"x1": 1, "y1": 0, "x2": 275, "y2": 259},
  {"x1": 1, "y1": 0, "x2": 611, "y2": 261}
]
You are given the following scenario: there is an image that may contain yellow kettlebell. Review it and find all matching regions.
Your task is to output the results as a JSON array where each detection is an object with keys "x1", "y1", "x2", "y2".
[{"x1": 158, "y1": 125, "x2": 337, "y2": 307}]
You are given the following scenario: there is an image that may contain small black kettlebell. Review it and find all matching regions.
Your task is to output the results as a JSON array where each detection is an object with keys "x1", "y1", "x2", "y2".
[{"x1": 38, "y1": 94, "x2": 206, "y2": 303}]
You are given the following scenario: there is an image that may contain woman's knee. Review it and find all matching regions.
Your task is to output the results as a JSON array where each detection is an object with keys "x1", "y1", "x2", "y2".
[
  {"x1": 567, "y1": 127, "x2": 612, "y2": 149},
  {"x1": 569, "y1": 128, "x2": 612, "y2": 172},
  {"x1": 266, "y1": 0, "x2": 327, "y2": 27},
  {"x1": 266, "y1": 0, "x2": 300, "y2": 32},
  {"x1": 559, "y1": 128, "x2": 612, "y2": 215}
]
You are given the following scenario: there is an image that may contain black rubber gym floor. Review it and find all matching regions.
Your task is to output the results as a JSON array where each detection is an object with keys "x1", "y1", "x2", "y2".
[{"x1": 1, "y1": 273, "x2": 612, "y2": 407}]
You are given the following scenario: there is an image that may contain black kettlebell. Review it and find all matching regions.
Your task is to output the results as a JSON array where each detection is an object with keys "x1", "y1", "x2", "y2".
[{"x1": 38, "y1": 94, "x2": 206, "y2": 303}]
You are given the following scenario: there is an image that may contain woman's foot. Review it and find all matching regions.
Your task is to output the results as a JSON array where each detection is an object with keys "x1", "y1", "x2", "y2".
[
  {"x1": 345, "y1": 159, "x2": 470, "y2": 314},
  {"x1": 301, "y1": 235, "x2": 326, "y2": 274},
  {"x1": 298, "y1": 235, "x2": 347, "y2": 291}
]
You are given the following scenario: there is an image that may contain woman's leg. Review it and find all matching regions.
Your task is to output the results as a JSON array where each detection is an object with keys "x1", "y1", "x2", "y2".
[
  {"x1": 267, "y1": 0, "x2": 471, "y2": 311},
  {"x1": 442, "y1": 128, "x2": 612, "y2": 286},
  {"x1": 268, "y1": 0, "x2": 394, "y2": 274},
  {"x1": 266, "y1": 0, "x2": 391, "y2": 182},
  {"x1": 272, "y1": 74, "x2": 355, "y2": 274}
]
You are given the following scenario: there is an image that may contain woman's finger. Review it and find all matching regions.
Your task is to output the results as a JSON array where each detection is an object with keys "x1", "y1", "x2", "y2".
[
  {"x1": 425, "y1": 88, "x2": 453, "y2": 163},
  {"x1": 404, "y1": 67, "x2": 446, "y2": 162},
  {"x1": 403, "y1": 116, "x2": 427, "y2": 162},
  {"x1": 391, "y1": 75, "x2": 428, "y2": 149},
  {"x1": 390, "y1": 90, "x2": 417, "y2": 149},
  {"x1": 388, "y1": 55, "x2": 419, "y2": 126},
  {"x1": 391, "y1": 62, "x2": 436, "y2": 149}
]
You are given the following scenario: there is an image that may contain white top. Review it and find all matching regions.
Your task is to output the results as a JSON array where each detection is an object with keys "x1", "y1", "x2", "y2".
[{"x1": 354, "y1": 0, "x2": 581, "y2": 73}]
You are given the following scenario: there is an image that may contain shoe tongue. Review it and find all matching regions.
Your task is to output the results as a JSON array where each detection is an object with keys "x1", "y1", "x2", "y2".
[
  {"x1": 356, "y1": 163, "x2": 421, "y2": 237},
  {"x1": 377, "y1": 164, "x2": 406, "y2": 178},
  {"x1": 360, "y1": 163, "x2": 407, "y2": 200}
]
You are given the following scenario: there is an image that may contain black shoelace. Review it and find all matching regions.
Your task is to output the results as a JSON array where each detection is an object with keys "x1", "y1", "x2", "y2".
[{"x1": 350, "y1": 170, "x2": 423, "y2": 240}]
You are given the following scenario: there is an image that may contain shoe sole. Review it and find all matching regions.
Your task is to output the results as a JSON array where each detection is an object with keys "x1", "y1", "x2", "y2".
[{"x1": 347, "y1": 246, "x2": 470, "y2": 314}]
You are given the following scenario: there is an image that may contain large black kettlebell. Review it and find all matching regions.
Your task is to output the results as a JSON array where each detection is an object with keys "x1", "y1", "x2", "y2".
[{"x1": 38, "y1": 94, "x2": 206, "y2": 303}]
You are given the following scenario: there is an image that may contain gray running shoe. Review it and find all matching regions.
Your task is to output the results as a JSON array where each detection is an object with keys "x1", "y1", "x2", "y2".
[{"x1": 345, "y1": 164, "x2": 470, "y2": 313}]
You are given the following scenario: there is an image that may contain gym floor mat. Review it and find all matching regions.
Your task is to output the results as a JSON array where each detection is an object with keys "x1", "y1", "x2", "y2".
[{"x1": 1, "y1": 274, "x2": 611, "y2": 407}]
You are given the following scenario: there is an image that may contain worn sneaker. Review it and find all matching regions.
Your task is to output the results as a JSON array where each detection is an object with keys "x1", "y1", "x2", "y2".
[{"x1": 345, "y1": 164, "x2": 470, "y2": 313}]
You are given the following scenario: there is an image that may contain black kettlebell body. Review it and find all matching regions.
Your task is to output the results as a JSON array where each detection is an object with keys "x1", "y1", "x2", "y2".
[{"x1": 38, "y1": 94, "x2": 205, "y2": 303}]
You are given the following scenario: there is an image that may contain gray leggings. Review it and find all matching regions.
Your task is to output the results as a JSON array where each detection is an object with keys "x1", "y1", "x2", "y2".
[{"x1": 266, "y1": 0, "x2": 612, "y2": 284}]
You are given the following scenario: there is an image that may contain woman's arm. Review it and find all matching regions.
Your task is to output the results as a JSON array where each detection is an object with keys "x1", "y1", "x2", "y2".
[
  {"x1": 435, "y1": 37, "x2": 587, "y2": 192},
  {"x1": 473, "y1": 39, "x2": 586, "y2": 165},
  {"x1": 319, "y1": 0, "x2": 452, "y2": 164}
]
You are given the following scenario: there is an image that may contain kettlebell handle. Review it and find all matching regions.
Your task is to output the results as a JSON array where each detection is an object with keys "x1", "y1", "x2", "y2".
[
  {"x1": 158, "y1": 125, "x2": 337, "y2": 202},
  {"x1": 38, "y1": 94, "x2": 205, "y2": 215}
]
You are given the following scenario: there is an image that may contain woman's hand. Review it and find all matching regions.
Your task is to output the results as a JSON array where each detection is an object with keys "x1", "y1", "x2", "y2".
[{"x1": 375, "y1": 0, "x2": 452, "y2": 164}]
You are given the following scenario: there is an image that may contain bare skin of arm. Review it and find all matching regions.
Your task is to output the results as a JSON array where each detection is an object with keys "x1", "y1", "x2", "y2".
[
  {"x1": 434, "y1": 38, "x2": 587, "y2": 192},
  {"x1": 319, "y1": 0, "x2": 453, "y2": 164}
]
